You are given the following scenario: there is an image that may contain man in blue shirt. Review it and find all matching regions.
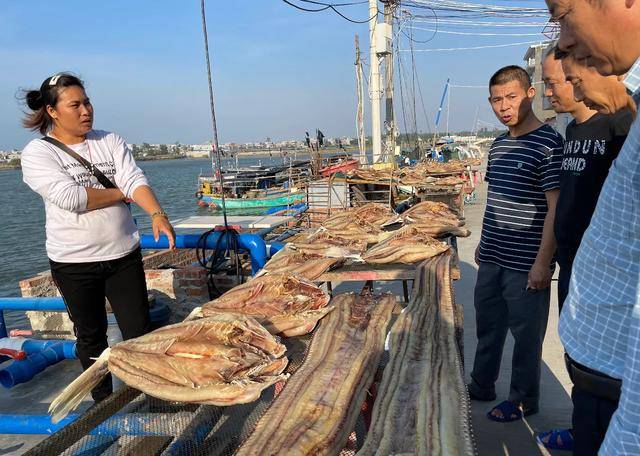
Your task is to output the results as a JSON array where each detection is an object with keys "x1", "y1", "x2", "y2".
[
  {"x1": 545, "y1": 0, "x2": 640, "y2": 454},
  {"x1": 468, "y1": 65, "x2": 563, "y2": 422}
]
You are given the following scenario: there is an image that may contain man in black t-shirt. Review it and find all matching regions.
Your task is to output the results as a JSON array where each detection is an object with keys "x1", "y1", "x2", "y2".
[
  {"x1": 557, "y1": 52, "x2": 634, "y2": 310},
  {"x1": 536, "y1": 48, "x2": 634, "y2": 453}
]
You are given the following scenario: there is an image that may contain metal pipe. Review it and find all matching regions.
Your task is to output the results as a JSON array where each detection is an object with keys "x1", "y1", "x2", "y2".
[
  {"x1": 0, "y1": 412, "x2": 194, "y2": 436},
  {"x1": 0, "y1": 297, "x2": 66, "y2": 311},
  {"x1": 139, "y1": 233, "x2": 267, "y2": 274}
]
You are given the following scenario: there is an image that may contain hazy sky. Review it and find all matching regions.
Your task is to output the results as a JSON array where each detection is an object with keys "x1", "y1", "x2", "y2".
[{"x1": 0, "y1": 1, "x2": 549, "y2": 150}]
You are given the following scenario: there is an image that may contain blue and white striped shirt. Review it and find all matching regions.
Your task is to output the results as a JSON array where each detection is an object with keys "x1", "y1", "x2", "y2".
[
  {"x1": 558, "y1": 57, "x2": 640, "y2": 455},
  {"x1": 478, "y1": 125, "x2": 563, "y2": 272}
]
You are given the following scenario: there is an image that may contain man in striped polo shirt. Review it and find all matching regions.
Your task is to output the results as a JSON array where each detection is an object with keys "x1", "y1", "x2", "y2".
[{"x1": 468, "y1": 65, "x2": 564, "y2": 422}]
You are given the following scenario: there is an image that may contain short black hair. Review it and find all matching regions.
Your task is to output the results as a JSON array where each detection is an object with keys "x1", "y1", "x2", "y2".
[{"x1": 489, "y1": 65, "x2": 532, "y2": 91}]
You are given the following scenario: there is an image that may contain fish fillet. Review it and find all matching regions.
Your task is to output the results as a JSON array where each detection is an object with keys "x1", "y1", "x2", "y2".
[{"x1": 362, "y1": 226, "x2": 450, "y2": 264}]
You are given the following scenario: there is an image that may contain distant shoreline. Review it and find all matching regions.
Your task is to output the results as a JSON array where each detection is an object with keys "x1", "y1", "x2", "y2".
[{"x1": 0, "y1": 165, "x2": 20, "y2": 171}]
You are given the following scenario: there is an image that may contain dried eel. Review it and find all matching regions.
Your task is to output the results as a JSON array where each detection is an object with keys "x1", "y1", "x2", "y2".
[
  {"x1": 358, "y1": 254, "x2": 474, "y2": 456},
  {"x1": 237, "y1": 292, "x2": 396, "y2": 456}
]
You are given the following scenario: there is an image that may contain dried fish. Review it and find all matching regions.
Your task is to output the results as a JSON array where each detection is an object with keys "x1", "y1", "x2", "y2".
[
  {"x1": 406, "y1": 223, "x2": 471, "y2": 239},
  {"x1": 262, "y1": 247, "x2": 339, "y2": 280},
  {"x1": 358, "y1": 254, "x2": 475, "y2": 456},
  {"x1": 49, "y1": 314, "x2": 288, "y2": 423},
  {"x1": 362, "y1": 226, "x2": 450, "y2": 264},
  {"x1": 200, "y1": 272, "x2": 333, "y2": 337},
  {"x1": 401, "y1": 200, "x2": 464, "y2": 226},
  {"x1": 237, "y1": 293, "x2": 395, "y2": 456}
]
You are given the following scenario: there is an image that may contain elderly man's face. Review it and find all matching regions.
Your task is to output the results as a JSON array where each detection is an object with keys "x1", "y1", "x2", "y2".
[
  {"x1": 562, "y1": 56, "x2": 629, "y2": 114},
  {"x1": 545, "y1": 0, "x2": 638, "y2": 76}
]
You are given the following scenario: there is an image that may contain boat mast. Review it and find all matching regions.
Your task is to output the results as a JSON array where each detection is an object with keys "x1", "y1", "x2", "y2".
[{"x1": 369, "y1": 0, "x2": 382, "y2": 164}]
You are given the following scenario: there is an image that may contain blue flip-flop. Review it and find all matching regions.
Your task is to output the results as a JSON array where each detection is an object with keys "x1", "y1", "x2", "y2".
[
  {"x1": 486, "y1": 400, "x2": 538, "y2": 423},
  {"x1": 536, "y1": 429, "x2": 574, "y2": 451}
]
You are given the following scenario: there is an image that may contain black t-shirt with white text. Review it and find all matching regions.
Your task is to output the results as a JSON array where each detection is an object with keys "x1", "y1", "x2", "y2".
[{"x1": 554, "y1": 109, "x2": 634, "y2": 260}]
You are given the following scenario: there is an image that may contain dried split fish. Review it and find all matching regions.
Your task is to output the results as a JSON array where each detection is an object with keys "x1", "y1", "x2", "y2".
[
  {"x1": 237, "y1": 293, "x2": 395, "y2": 456},
  {"x1": 401, "y1": 200, "x2": 464, "y2": 226},
  {"x1": 261, "y1": 247, "x2": 339, "y2": 280},
  {"x1": 200, "y1": 272, "x2": 333, "y2": 336},
  {"x1": 407, "y1": 223, "x2": 471, "y2": 239},
  {"x1": 358, "y1": 254, "x2": 475, "y2": 456},
  {"x1": 49, "y1": 314, "x2": 288, "y2": 423},
  {"x1": 362, "y1": 226, "x2": 450, "y2": 264}
]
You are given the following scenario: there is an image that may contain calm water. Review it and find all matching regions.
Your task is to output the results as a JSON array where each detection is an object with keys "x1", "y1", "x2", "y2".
[{"x1": 0, "y1": 156, "x2": 287, "y2": 299}]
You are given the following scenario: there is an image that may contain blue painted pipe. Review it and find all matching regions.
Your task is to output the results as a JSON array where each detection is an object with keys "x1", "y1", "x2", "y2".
[
  {"x1": 0, "y1": 342, "x2": 70, "y2": 388},
  {"x1": 20, "y1": 339, "x2": 77, "y2": 358},
  {"x1": 268, "y1": 242, "x2": 286, "y2": 257},
  {"x1": 140, "y1": 233, "x2": 267, "y2": 274},
  {"x1": 0, "y1": 413, "x2": 191, "y2": 436},
  {"x1": 0, "y1": 297, "x2": 66, "y2": 311}
]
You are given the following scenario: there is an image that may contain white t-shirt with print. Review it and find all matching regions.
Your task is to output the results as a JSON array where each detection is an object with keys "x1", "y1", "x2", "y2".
[{"x1": 21, "y1": 129, "x2": 149, "y2": 263}]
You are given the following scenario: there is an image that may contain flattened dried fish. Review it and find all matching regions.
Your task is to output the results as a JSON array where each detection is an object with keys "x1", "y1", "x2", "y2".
[
  {"x1": 262, "y1": 247, "x2": 339, "y2": 280},
  {"x1": 362, "y1": 226, "x2": 450, "y2": 264},
  {"x1": 49, "y1": 314, "x2": 288, "y2": 422},
  {"x1": 358, "y1": 254, "x2": 475, "y2": 456},
  {"x1": 408, "y1": 223, "x2": 471, "y2": 239},
  {"x1": 201, "y1": 272, "x2": 333, "y2": 336},
  {"x1": 401, "y1": 200, "x2": 464, "y2": 226},
  {"x1": 237, "y1": 293, "x2": 395, "y2": 456}
]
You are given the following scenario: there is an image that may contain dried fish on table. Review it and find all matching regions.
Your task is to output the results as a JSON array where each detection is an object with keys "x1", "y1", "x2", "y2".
[
  {"x1": 409, "y1": 223, "x2": 471, "y2": 239},
  {"x1": 323, "y1": 203, "x2": 399, "y2": 231},
  {"x1": 291, "y1": 230, "x2": 366, "y2": 258},
  {"x1": 200, "y1": 272, "x2": 333, "y2": 337},
  {"x1": 362, "y1": 226, "x2": 450, "y2": 264},
  {"x1": 237, "y1": 293, "x2": 396, "y2": 456},
  {"x1": 401, "y1": 200, "x2": 464, "y2": 226},
  {"x1": 358, "y1": 254, "x2": 475, "y2": 456},
  {"x1": 49, "y1": 314, "x2": 288, "y2": 423},
  {"x1": 262, "y1": 247, "x2": 340, "y2": 280}
]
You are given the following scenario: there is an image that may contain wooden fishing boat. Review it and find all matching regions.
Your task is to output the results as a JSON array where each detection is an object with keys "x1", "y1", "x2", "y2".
[
  {"x1": 319, "y1": 157, "x2": 359, "y2": 177},
  {"x1": 200, "y1": 192, "x2": 305, "y2": 209}
]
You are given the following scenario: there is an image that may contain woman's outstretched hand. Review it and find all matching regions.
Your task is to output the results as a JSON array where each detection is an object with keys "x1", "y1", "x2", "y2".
[{"x1": 152, "y1": 215, "x2": 176, "y2": 249}]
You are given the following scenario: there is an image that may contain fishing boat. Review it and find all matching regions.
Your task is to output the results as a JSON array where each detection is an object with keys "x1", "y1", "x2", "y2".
[
  {"x1": 319, "y1": 156, "x2": 360, "y2": 177},
  {"x1": 200, "y1": 192, "x2": 305, "y2": 210}
]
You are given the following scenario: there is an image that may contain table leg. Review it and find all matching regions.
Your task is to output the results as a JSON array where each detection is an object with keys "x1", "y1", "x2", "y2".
[{"x1": 402, "y1": 280, "x2": 409, "y2": 303}]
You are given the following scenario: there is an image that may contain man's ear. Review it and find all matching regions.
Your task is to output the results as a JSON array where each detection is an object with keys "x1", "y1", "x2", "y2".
[{"x1": 527, "y1": 85, "x2": 536, "y2": 99}]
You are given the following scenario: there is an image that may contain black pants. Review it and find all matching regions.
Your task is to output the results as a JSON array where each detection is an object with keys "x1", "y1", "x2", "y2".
[
  {"x1": 556, "y1": 247, "x2": 576, "y2": 314},
  {"x1": 572, "y1": 387, "x2": 618, "y2": 456},
  {"x1": 50, "y1": 248, "x2": 150, "y2": 401}
]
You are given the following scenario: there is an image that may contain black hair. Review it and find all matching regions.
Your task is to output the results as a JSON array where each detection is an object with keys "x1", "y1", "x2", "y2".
[
  {"x1": 21, "y1": 73, "x2": 85, "y2": 135},
  {"x1": 489, "y1": 65, "x2": 532, "y2": 91}
]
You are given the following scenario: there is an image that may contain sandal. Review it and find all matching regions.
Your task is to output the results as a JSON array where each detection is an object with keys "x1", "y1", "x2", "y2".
[
  {"x1": 486, "y1": 400, "x2": 538, "y2": 423},
  {"x1": 536, "y1": 428, "x2": 573, "y2": 451}
]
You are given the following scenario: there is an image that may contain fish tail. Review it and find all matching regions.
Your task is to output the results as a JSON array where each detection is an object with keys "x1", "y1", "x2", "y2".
[{"x1": 49, "y1": 348, "x2": 111, "y2": 423}]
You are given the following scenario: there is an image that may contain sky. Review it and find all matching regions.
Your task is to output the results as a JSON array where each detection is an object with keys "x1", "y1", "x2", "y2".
[{"x1": 0, "y1": 1, "x2": 551, "y2": 150}]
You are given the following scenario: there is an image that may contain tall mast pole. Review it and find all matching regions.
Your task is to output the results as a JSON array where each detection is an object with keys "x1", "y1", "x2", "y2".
[
  {"x1": 355, "y1": 35, "x2": 367, "y2": 165},
  {"x1": 383, "y1": 1, "x2": 397, "y2": 165},
  {"x1": 369, "y1": 0, "x2": 382, "y2": 164}
]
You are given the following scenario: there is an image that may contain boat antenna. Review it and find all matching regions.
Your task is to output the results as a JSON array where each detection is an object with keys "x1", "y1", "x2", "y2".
[
  {"x1": 198, "y1": 0, "x2": 243, "y2": 297},
  {"x1": 200, "y1": 0, "x2": 228, "y2": 228}
]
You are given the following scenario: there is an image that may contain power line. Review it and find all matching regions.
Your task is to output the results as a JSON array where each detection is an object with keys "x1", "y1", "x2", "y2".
[
  {"x1": 400, "y1": 39, "x2": 542, "y2": 52},
  {"x1": 281, "y1": 0, "x2": 379, "y2": 23}
]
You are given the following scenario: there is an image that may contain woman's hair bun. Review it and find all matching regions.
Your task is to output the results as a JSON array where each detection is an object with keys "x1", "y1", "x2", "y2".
[{"x1": 25, "y1": 90, "x2": 43, "y2": 110}]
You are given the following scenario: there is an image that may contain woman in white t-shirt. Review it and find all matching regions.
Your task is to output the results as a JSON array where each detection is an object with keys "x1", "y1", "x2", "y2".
[{"x1": 21, "y1": 73, "x2": 176, "y2": 403}]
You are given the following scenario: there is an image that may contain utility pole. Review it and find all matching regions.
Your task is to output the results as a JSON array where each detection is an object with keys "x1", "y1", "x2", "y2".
[
  {"x1": 369, "y1": 0, "x2": 382, "y2": 164},
  {"x1": 383, "y1": 0, "x2": 397, "y2": 165},
  {"x1": 355, "y1": 35, "x2": 367, "y2": 165}
]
